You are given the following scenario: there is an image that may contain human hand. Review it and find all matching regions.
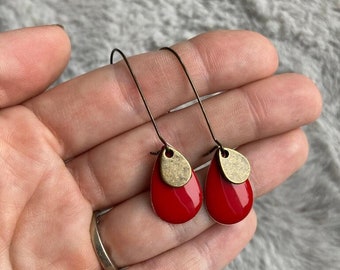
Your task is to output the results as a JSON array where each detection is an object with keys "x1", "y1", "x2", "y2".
[{"x1": 0, "y1": 26, "x2": 321, "y2": 269}]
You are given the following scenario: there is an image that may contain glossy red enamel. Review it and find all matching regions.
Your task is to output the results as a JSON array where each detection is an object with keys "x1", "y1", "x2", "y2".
[
  {"x1": 151, "y1": 155, "x2": 203, "y2": 224},
  {"x1": 206, "y1": 152, "x2": 253, "y2": 224}
]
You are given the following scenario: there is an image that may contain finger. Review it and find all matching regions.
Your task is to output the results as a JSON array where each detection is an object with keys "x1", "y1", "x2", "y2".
[
  {"x1": 129, "y1": 211, "x2": 257, "y2": 270},
  {"x1": 96, "y1": 129, "x2": 307, "y2": 266},
  {"x1": 0, "y1": 25, "x2": 71, "y2": 107},
  {"x1": 67, "y1": 73, "x2": 320, "y2": 208},
  {"x1": 24, "y1": 30, "x2": 278, "y2": 159}
]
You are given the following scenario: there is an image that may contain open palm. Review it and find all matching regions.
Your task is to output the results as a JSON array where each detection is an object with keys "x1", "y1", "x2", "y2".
[{"x1": 0, "y1": 26, "x2": 321, "y2": 270}]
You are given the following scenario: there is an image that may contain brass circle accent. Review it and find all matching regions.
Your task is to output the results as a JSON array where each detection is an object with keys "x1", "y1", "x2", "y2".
[
  {"x1": 160, "y1": 146, "x2": 192, "y2": 187},
  {"x1": 218, "y1": 147, "x2": 250, "y2": 184}
]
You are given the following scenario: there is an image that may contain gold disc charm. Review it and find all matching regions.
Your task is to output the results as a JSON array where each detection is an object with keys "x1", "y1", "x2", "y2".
[
  {"x1": 160, "y1": 146, "x2": 192, "y2": 187},
  {"x1": 218, "y1": 147, "x2": 250, "y2": 184}
]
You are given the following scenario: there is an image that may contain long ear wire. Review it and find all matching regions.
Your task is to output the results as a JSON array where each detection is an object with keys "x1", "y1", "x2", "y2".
[
  {"x1": 160, "y1": 47, "x2": 225, "y2": 154},
  {"x1": 110, "y1": 48, "x2": 169, "y2": 150}
]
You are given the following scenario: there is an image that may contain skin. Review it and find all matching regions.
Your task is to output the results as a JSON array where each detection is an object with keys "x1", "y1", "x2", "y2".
[{"x1": 0, "y1": 26, "x2": 322, "y2": 270}]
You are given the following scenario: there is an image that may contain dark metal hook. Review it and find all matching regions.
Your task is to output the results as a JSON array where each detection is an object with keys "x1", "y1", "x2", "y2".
[
  {"x1": 160, "y1": 47, "x2": 224, "y2": 153},
  {"x1": 110, "y1": 48, "x2": 169, "y2": 150}
]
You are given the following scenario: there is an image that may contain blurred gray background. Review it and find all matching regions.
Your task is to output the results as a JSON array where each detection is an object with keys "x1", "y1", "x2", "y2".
[{"x1": 1, "y1": 1, "x2": 339, "y2": 269}]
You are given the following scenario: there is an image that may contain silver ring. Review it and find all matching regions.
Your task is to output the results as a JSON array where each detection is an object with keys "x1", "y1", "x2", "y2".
[{"x1": 90, "y1": 211, "x2": 119, "y2": 270}]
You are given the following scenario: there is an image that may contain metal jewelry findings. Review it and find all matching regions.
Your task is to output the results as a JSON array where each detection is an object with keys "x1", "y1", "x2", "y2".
[
  {"x1": 161, "y1": 47, "x2": 253, "y2": 225},
  {"x1": 110, "y1": 49, "x2": 203, "y2": 224}
]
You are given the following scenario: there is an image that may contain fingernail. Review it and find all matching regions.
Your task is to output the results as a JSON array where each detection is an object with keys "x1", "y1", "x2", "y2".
[{"x1": 51, "y1": 24, "x2": 64, "y2": 30}]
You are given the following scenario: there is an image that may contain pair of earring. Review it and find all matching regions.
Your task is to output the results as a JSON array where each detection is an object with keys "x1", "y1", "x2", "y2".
[{"x1": 110, "y1": 48, "x2": 253, "y2": 225}]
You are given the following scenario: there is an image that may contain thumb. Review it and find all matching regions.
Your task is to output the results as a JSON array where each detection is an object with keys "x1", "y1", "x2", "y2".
[{"x1": 0, "y1": 25, "x2": 71, "y2": 108}]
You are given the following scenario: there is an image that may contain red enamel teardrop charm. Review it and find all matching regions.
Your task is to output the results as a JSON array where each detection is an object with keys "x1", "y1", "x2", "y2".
[
  {"x1": 151, "y1": 147, "x2": 203, "y2": 224},
  {"x1": 206, "y1": 148, "x2": 253, "y2": 224}
]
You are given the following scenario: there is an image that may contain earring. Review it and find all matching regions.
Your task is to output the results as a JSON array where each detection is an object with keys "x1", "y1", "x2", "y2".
[
  {"x1": 110, "y1": 49, "x2": 203, "y2": 224},
  {"x1": 161, "y1": 47, "x2": 253, "y2": 225}
]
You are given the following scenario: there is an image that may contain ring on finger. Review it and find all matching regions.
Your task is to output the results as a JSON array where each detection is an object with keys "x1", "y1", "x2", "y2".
[{"x1": 90, "y1": 210, "x2": 121, "y2": 270}]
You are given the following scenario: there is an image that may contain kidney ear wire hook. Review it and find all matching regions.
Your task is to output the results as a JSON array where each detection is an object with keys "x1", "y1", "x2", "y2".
[
  {"x1": 110, "y1": 48, "x2": 170, "y2": 153},
  {"x1": 160, "y1": 47, "x2": 225, "y2": 156}
]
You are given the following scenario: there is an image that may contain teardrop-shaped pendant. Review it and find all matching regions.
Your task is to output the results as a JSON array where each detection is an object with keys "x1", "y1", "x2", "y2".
[
  {"x1": 206, "y1": 148, "x2": 253, "y2": 224},
  {"x1": 151, "y1": 146, "x2": 203, "y2": 224}
]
